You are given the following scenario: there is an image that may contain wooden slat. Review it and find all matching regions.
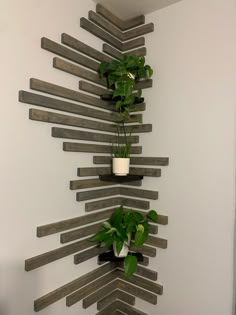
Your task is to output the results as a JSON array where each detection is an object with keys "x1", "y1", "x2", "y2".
[
  {"x1": 96, "y1": 300, "x2": 119, "y2": 315},
  {"x1": 117, "y1": 262, "x2": 157, "y2": 281},
  {"x1": 93, "y1": 156, "x2": 169, "y2": 166},
  {"x1": 97, "y1": 289, "x2": 135, "y2": 311},
  {"x1": 70, "y1": 178, "x2": 142, "y2": 190},
  {"x1": 74, "y1": 246, "x2": 107, "y2": 264},
  {"x1": 20, "y1": 90, "x2": 123, "y2": 123},
  {"x1": 108, "y1": 300, "x2": 148, "y2": 315},
  {"x1": 83, "y1": 280, "x2": 118, "y2": 308},
  {"x1": 60, "y1": 222, "x2": 102, "y2": 243},
  {"x1": 25, "y1": 237, "x2": 93, "y2": 271},
  {"x1": 116, "y1": 280, "x2": 157, "y2": 305},
  {"x1": 77, "y1": 167, "x2": 161, "y2": 177},
  {"x1": 89, "y1": 11, "x2": 154, "y2": 41},
  {"x1": 52, "y1": 127, "x2": 140, "y2": 144},
  {"x1": 148, "y1": 224, "x2": 158, "y2": 235},
  {"x1": 85, "y1": 197, "x2": 150, "y2": 212},
  {"x1": 63, "y1": 142, "x2": 142, "y2": 154},
  {"x1": 53, "y1": 57, "x2": 107, "y2": 86},
  {"x1": 34, "y1": 263, "x2": 115, "y2": 311},
  {"x1": 30, "y1": 78, "x2": 119, "y2": 111},
  {"x1": 130, "y1": 243, "x2": 156, "y2": 258},
  {"x1": 41, "y1": 37, "x2": 99, "y2": 71},
  {"x1": 76, "y1": 187, "x2": 158, "y2": 202},
  {"x1": 29, "y1": 109, "x2": 118, "y2": 133},
  {"x1": 66, "y1": 271, "x2": 118, "y2": 306},
  {"x1": 146, "y1": 236, "x2": 168, "y2": 249},
  {"x1": 37, "y1": 208, "x2": 115, "y2": 237},
  {"x1": 81, "y1": 18, "x2": 145, "y2": 52},
  {"x1": 116, "y1": 270, "x2": 163, "y2": 295},
  {"x1": 103, "y1": 44, "x2": 147, "y2": 60},
  {"x1": 61, "y1": 32, "x2": 113, "y2": 63},
  {"x1": 96, "y1": 4, "x2": 145, "y2": 31}
]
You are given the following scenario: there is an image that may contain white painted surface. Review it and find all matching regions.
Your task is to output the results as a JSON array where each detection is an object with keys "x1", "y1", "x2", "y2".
[
  {"x1": 139, "y1": 0, "x2": 236, "y2": 314},
  {"x1": 93, "y1": 0, "x2": 182, "y2": 19}
]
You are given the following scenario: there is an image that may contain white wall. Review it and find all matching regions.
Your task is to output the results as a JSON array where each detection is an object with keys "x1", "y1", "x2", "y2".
[
  {"x1": 0, "y1": 1, "x2": 104, "y2": 314},
  {"x1": 142, "y1": 0, "x2": 236, "y2": 314}
]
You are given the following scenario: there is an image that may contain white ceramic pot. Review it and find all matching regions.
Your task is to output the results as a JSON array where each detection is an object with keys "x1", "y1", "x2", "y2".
[
  {"x1": 113, "y1": 241, "x2": 129, "y2": 257},
  {"x1": 112, "y1": 158, "x2": 130, "y2": 176}
]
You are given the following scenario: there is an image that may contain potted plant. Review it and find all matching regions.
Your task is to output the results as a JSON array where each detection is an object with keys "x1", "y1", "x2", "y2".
[
  {"x1": 112, "y1": 124, "x2": 131, "y2": 176},
  {"x1": 99, "y1": 55, "x2": 153, "y2": 118},
  {"x1": 90, "y1": 206, "x2": 158, "y2": 279}
]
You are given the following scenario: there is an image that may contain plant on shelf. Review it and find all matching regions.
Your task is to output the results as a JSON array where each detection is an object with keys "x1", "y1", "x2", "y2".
[
  {"x1": 99, "y1": 55, "x2": 153, "y2": 118},
  {"x1": 90, "y1": 206, "x2": 158, "y2": 279},
  {"x1": 112, "y1": 124, "x2": 131, "y2": 176}
]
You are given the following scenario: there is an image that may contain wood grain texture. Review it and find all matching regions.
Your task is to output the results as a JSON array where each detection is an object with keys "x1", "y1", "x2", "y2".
[
  {"x1": 97, "y1": 289, "x2": 135, "y2": 311},
  {"x1": 103, "y1": 44, "x2": 147, "y2": 60},
  {"x1": 146, "y1": 236, "x2": 168, "y2": 249},
  {"x1": 77, "y1": 167, "x2": 160, "y2": 177},
  {"x1": 99, "y1": 300, "x2": 148, "y2": 315},
  {"x1": 93, "y1": 156, "x2": 169, "y2": 166},
  {"x1": 29, "y1": 109, "x2": 118, "y2": 133},
  {"x1": 80, "y1": 18, "x2": 145, "y2": 52},
  {"x1": 70, "y1": 178, "x2": 142, "y2": 190},
  {"x1": 60, "y1": 222, "x2": 102, "y2": 243},
  {"x1": 66, "y1": 270, "x2": 117, "y2": 306},
  {"x1": 37, "y1": 208, "x2": 115, "y2": 237},
  {"x1": 20, "y1": 90, "x2": 123, "y2": 123},
  {"x1": 116, "y1": 280, "x2": 157, "y2": 304},
  {"x1": 74, "y1": 246, "x2": 107, "y2": 264},
  {"x1": 52, "y1": 127, "x2": 139, "y2": 144},
  {"x1": 116, "y1": 262, "x2": 157, "y2": 281},
  {"x1": 83, "y1": 280, "x2": 118, "y2": 308},
  {"x1": 63, "y1": 142, "x2": 142, "y2": 154},
  {"x1": 34, "y1": 263, "x2": 115, "y2": 311},
  {"x1": 41, "y1": 37, "x2": 99, "y2": 71},
  {"x1": 25, "y1": 237, "x2": 92, "y2": 271},
  {"x1": 85, "y1": 196, "x2": 150, "y2": 212},
  {"x1": 129, "y1": 243, "x2": 156, "y2": 257},
  {"x1": 61, "y1": 32, "x2": 113, "y2": 63},
  {"x1": 96, "y1": 4, "x2": 145, "y2": 31}
]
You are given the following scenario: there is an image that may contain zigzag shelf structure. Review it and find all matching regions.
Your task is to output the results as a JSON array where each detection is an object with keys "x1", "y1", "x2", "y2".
[{"x1": 21, "y1": 4, "x2": 169, "y2": 314}]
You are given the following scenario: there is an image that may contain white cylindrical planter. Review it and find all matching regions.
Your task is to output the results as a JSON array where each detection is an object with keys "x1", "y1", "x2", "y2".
[
  {"x1": 113, "y1": 241, "x2": 129, "y2": 257},
  {"x1": 112, "y1": 158, "x2": 130, "y2": 176}
]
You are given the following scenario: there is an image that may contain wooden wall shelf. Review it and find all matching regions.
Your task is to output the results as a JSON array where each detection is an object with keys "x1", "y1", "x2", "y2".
[{"x1": 99, "y1": 174, "x2": 143, "y2": 182}]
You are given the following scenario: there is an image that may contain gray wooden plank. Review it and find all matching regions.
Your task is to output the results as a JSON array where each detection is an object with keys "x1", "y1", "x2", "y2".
[
  {"x1": 74, "y1": 246, "x2": 107, "y2": 264},
  {"x1": 52, "y1": 127, "x2": 140, "y2": 144},
  {"x1": 37, "y1": 208, "x2": 115, "y2": 237},
  {"x1": 83, "y1": 280, "x2": 118, "y2": 308},
  {"x1": 66, "y1": 271, "x2": 118, "y2": 306},
  {"x1": 80, "y1": 18, "x2": 145, "y2": 52},
  {"x1": 25, "y1": 237, "x2": 93, "y2": 271},
  {"x1": 19, "y1": 90, "x2": 123, "y2": 123},
  {"x1": 61, "y1": 33, "x2": 113, "y2": 63},
  {"x1": 97, "y1": 289, "x2": 135, "y2": 311},
  {"x1": 116, "y1": 280, "x2": 157, "y2": 305},
  {"x1": 85, "y1": 197, "x2": 150, "y2": 212},
  {"x1": 96, "y1": 300, "x2": 119, "y2": 315},
  {"x1": 70, "y1": 178, "x2": 142, "y2": 190},
  {"x1": 129, "y1": 243, "x2": 156, "y2": 257},
  {"x1": 63, "y1": 142, "x2": 142, "y2": 154},
  {"x1": 41, "y1": 37, "x2": 99, "y2": 71},
  {"x1": 34, "y1": 263, "x2": 116, "y2": 311},
  {"x1": 148, "y1": 224, "x2": 158, "y2": 235},
  {"x1": 116, "y1": 270, "x2": 163, "y2": 295},
  {"x1": 29, "y1": 109, "x2": 118, "y2": 133},
  {"x1": 93, "y1": 156, "x2": 169, "y2": 166},
  {"x1": 96, "y1": 4, "x2": 145, "y2": 31},
  {"x1": 77, "y1": 167, "x2": 161, "y2": 177},
  {"x1": 53, "y1": 57, "x2": 107, "y2": 86},
  {"x1": 124, "y1": 23, "x2": 154, "y2": 41},
  {"x1": 146, "y1": 236, "x2": 168, "y2": 249},
  {"x1": 113, "y1": 300, "x2": 148, "y2": 315},
  {"x1": 103, "y1": 44, "x2": 147, "y2": 60},
  {"x1": 117, "y1": 262, "x2": 157, "y2": 281},
  {"x1": 76, "y1": 187, "x2": 157, "y2": 202},
  {"x1": 60, "y1": 222, "x2": 102, "y2": 243}
]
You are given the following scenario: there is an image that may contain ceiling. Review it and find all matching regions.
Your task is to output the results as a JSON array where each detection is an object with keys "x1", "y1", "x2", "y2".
[{"x1": 92, "y1": 0, "x2": 183, "y2": 19}]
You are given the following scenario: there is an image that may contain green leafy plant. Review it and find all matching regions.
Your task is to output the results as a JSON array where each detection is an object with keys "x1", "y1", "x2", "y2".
[
  {"x1": 112, "y1": 124, "x2": 131, "y2": 158},
  {"x1": 90, "y1": 206, "x2": 158, "y2": 279},
  {"x1": 99, "y1": 55, "x2": 153, "y2": 117}
]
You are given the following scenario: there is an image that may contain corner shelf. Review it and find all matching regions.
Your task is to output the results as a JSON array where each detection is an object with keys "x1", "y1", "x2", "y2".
[
  {"x1": 99, "y1": 174, "x2": 143, "y2": 182},
  {"x1": 98, "y1": 251, "x2": 144, "y2": 262}
]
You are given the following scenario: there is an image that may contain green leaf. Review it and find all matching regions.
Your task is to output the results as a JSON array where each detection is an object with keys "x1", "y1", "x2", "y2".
[
  {"x1": 134, "y1": 229, "x2": 146, "y2": 248},
  {"x1": 102, "y1": 221, "x2": 112, "y2": 229},
  {"x1": 124, "y1": 255, "x2": 138, "y2": 279},
  {"x1": 133, "y1": 212, "x2": 144, "y2": 223},
  {"x1": 110, "y1": 206, "x2": 123, "y2": 228},
  {"x1": 116, "y1": 240, "x2": 124, "y2": 255},
  {"x1": 147, "y1": 210, "x2": 158, "y2": 222}
]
